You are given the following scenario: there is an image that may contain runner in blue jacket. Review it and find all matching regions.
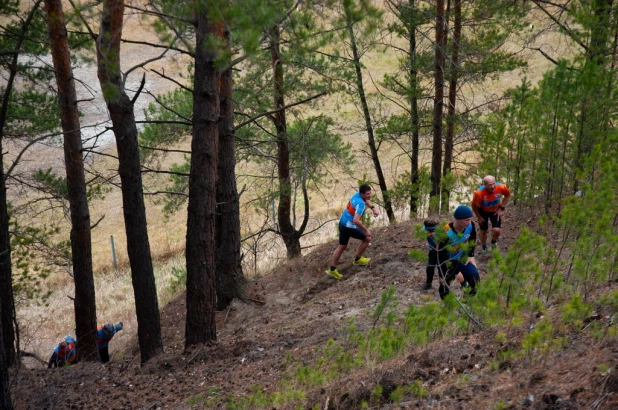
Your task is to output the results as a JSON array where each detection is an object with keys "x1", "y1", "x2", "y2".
[
  {"x1": 48, "y1": 335, "x2": 77, "y2": 368},
  {"x1": 97, "y1": 322, "x2": 123, "y2": 363}
]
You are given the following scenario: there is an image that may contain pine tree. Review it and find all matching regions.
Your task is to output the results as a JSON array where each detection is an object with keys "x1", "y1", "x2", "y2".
[
  {"x1": 440, "y1": 0, "x2": 461, "y2": 213},
  {"x1": 185, "y1": 1, "x2": 220, "y2": 345},
  {"x1": 0, "y1": 0, "x2": 48, "y2": 368},
  {"x1": 227, "y1": 0, "x2": 354, "y2": 259},
  {"x1": 44, "y1": 0, "x2": 98, "y2": 362},
  {"x1": 216, "y1": 21, "x2": 246, "y2": 310},
  {"x1": 334, "y1": 0, "x2": 396, "y2": 222},
  {"x1": 96, "y1": 0, "x2": 163, "y2": 362},
  {"x1": 381, "y1": 0, "x2": 432, "y2": 216}
]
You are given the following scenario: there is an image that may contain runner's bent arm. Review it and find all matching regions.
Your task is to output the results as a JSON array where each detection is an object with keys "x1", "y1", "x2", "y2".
[
  {"x1": 496, "y1": 188, "x2": 511, "y2": 218},
  {"x1": 364, "y1": 200, "x2": 380, "y2": 217},
  {"x1": 500, "y1": 190, "x2": 511, "y2": 209}
]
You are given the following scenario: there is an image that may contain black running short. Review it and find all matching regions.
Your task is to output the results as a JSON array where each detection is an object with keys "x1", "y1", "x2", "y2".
[
  {"x1": 338, "y1": 223, "x2": 367, "y2": 245},
  {"x1": 478, "y1": 209, "x2": 501, "y2": 231}
]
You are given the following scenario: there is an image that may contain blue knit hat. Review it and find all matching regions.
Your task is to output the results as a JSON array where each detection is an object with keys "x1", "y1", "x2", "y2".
[{"x1": 453, "y1": 205, "x2": 473, "y2": 220}]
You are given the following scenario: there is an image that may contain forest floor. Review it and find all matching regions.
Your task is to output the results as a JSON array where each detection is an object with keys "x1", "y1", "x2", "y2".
[{"x1": 10, "y1": 207, "x2": 618, "y2": 410}]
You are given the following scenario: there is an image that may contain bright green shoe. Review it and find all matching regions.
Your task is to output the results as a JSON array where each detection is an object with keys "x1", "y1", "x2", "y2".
[
  {"x1": 326, "y1": 268, "x2": 342, "y2": 279},
  {"x1": 353, "y1": 256, "x2": 371, "y2": 266}
]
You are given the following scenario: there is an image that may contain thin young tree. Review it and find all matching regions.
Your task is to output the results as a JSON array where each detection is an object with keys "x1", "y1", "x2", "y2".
[
  {"x1": 381, "y1": 0, "x2": 433, "y2": 216},
  {"x1": 96, "y1": 0, "x2": 163, "y2": 362},
  {"x1": 44, "y1": 0, "x2": 98, "y2": 362},
  {"x1": 440, "y1": 0, "x2": 461, "y2": 213},
  {"x1": 340, "y1": 0, "x2": 396, "y2": 223},
  {"x1": 231, "y1": 3, "x2": 354, "y2": 259},
  {"x1": 269, "y1": 23, "x2": 300, "y2": 257},
  {"x1": 430, "y1": 0, "x2": 446, "y2": 214},
  {"x1": 406, "y1": 0, "x2": 422, "y2": 216}
]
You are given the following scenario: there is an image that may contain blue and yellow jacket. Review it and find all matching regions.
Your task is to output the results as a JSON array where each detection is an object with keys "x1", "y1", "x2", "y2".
[{"x1": 437, "y1": 222, "x2": 476, "y2": 263}]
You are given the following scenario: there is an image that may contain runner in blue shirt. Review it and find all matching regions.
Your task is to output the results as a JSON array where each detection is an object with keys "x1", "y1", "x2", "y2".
[{"x1": 326, "y1": 184, "x2": 379, "y2": 279}]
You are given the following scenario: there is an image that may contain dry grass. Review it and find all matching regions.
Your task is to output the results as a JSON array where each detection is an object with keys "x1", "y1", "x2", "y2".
[{"x1": 17, "y1": 253, "x2": 186, "y2": 361}]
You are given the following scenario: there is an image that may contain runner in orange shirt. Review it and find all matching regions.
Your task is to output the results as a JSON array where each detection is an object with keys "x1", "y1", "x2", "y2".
[{"x1": 471, "y1": 175, "x2": 511, "y2": 253}]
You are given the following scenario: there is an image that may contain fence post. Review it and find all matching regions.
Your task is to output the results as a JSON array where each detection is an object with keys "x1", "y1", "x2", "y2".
[
  {"x1": 272, "y1": 199, "x2": 278, "y2": 231},
  {"x1": 110, "y1": 235, "x2": 118, "y2": 270}
]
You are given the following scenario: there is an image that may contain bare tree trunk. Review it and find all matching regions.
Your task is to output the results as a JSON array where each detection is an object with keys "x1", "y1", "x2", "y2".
[
  {"x1": 96, "y1": 0, "x2": 162, "y2": 362},
  {"x1": 0, "y1": 0, "x2": 43, "y2": 368},
  {"x1": 430, "y1": 0, "x2": 446, "y2": 214},
  {"x1": 408, "y1": 0, "x2": 420, "y2": 216},
  {"x1": 441, "y1": 0, "x2": 460, "y2": 214},
  {"x1": 216, "y1": 22, "x2": 246, "y2": 310},
  {"x1": 346, "y1": 21, "x2": 396, "y2": 223},
  {"x1": 45, "y1": 0, "x2": 98, "y2": 362},
  {"x1": 185, "y1": 6, "x2": 219, "y2": 346}
]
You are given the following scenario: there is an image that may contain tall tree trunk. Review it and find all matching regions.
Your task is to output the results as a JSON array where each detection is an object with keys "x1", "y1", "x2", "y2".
[
  {"x1": 215, "y1": 23, "x2": 246, "y2": 310},
  {"x1": 0, "y1": 143, "x2": 15, "y2": 370},
  {"x1": 545, "y1": 74, "x2": 564, "y2": 210},
  {"x1": 0, "y1": 0, "x2": 42, "y2": 368},
  {"x1": 408, "y1": 0, "x2": 420, "y2": 216},
  {"x1": 346, "y1": 20, "x2": 396, "y2": 223},
  {"x1": 185, "y1": 6, "x2": 219, "y2": 345},
  {"x1": 45, "y1": 0, "x2": 98, "y2": 362},
  {"x1": 441, "y1": 0, "x2": 460, "y2": 214},
  {"x1": 269, "y1": 25, "x2": 303, "y2": 258},
  {"x1": 96, "y1": 0, "x2": 163, "y2": 362},
  {"x1": 430, "y1": 0, "x2": 446, "y2": 214},
  {"x1": 0, "y1": 313, "x2": 10, "y2": 410}
]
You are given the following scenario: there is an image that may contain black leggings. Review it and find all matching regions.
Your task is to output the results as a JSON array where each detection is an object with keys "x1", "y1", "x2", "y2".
[
  {"x1": 99, "y1": 346, "x2": 110, "y2": 363},
  {"x1": 426, "y1": 249, "x2": 438, "y2": 284},
  {"x1": 479, "y1": 209, "x2": 501, "y2": 231},
  {"x1": 438, "y1": 260, "x2": 480, "y2": 299}
]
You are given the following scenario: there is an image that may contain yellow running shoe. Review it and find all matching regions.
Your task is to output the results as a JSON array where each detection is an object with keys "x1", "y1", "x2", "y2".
[
  {"x1": 326, "y1": 268, "x2": 342, "y2": 279},
  {"x1": 353, "y1": 256, "x2": 371, "y2": 266}
]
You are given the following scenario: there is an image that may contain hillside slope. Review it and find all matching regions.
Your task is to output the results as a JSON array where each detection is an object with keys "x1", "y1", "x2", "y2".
[{"x1": 11, "y1": 211, "x2": 618, "y2": 409}]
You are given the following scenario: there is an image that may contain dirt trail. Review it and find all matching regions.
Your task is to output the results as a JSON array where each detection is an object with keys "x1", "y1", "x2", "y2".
[{"x1": 12, "y1": 212, "x2": 618, "y2": 409}]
